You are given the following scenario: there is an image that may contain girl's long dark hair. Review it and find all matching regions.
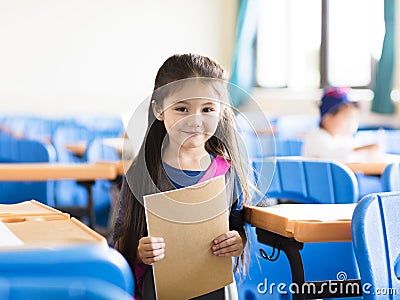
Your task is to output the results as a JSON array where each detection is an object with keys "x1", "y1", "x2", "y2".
[{"x1": 114, "y1": 54, "x2": 250, "y2": 295}]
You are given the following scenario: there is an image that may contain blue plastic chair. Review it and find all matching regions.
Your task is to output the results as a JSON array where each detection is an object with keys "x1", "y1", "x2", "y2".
[
  {"x1": 0, "y1": 277, "x2": 133, "y2": 300},
  {"x1": 85, "y1": 138, "x2": 121, "y2": 227},
  {"x1": 0, "y1": 116, "x2": 31, "y2": 138},
  {"x1": 52, "y1": 125, "x2": 91, "y2": 209},
  {"x1": 351, "y1": 192, "x2": 400, "y2": 299},
  {"x1": 237, "y1": 157, "x2": 360, "y2": 300},
  {"x1": 236, "y1": 130, "x2": 303, "y2": 159},
  {"x1": 73, "y1": 116, "x2": 124, "y2": 135},
  {"x1": 355, "y1": 129, "x2": 400, "y2": 155},
  {"x1": 253, "y1": 157, "x2": 359, "y2": 204},
  {"x1": 381, "y1": 162, "x2": 400, "y2": 192},
  {"x1": 0, "y1": 137, "x2": 56, "y2": 206},
  {"x1": 0, "y1": 245, "x2": 133, "y2": 295},
  {"x1": 383, "y1": 130, "x2": 400, "y2": 154},
  {"x1": 52, "y1": 124, "x2": 91, "y2": 163},
  {"x1": 20, "y1": 117, "x2": 53, "y2": 143},
  {"x1": 275, "y1": 139, "x2": 303, "y2": 157},
  {"x1": 0, "y1": 132, "x2": 17, "y2": 163},
  {"x1": 275, "y1": 115, "x2": 318, "y2": 140}
]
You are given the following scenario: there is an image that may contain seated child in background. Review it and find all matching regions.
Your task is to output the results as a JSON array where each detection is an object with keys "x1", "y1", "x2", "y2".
[
  {"x1": 302, "y1": 87, "x2": 383, "y2": 161},
  {"x1": 302, "y1": 87, "x2": 384, "y2": 198}
]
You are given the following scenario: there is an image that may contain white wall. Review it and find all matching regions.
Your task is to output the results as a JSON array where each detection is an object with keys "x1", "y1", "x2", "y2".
[
  {"x1": 1, "y1": 0, "x2": 399, "y2": 128},
  {"x1": 0, "y1": 0, "x2": 237, "y2": 117}
]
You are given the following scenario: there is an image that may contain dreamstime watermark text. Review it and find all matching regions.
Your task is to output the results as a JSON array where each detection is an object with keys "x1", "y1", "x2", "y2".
[{"x1": 256, "y1": 271, "x2": 397, "y2": 296}]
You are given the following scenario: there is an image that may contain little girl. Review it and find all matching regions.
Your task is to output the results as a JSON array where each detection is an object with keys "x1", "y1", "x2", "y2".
[{"x1": 113, "y1": 54, "x2": 250, "y2": 299}]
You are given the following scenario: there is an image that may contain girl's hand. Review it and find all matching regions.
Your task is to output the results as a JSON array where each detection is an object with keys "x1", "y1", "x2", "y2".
[
  {"x1": 212, "y1": 230, "x2": 244, "y2": 257},
  {"x1": 137, "y1": 236, "x2": 165, "y2": 265}
]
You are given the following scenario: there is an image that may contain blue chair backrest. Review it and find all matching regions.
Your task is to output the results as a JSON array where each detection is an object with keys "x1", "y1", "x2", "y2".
[
  {"x1": 52, "y1": 125, "x2": 91, "y2": 208},
  {"x1": 235, "y1": 112, "x2": 277, "y2": 159},
  {"x1": 73, "y1": 116, "x2": 124, "y2": 139},
  {"x1": 0, "y1": 116, "x2": 30, "y2": 138},
  {"x1": 85, "y1": 138, "x2": 120, "y2": 227},
  {"x1": 20, "y1": 117, "x2": 50, "y2": 142},
  {"x1": 0, "y1": 132, "x2": 16, "y2": 162},
  {"x1": 355, "y1": 129, "x2": 400, "y2": 155},
  {"x1": 236, "y1": 131, "x2": 303, "y2": 159},
  {"x1": 0, "y1": 245, "x2": 133, "y2": 295},
  {"x1": 52, "y1": 125, "x2": 91, "y2": 163},
  {"x1": 253, "y1": 157, "x2": 359, "y2": 204},
  {"x1": 238, "y1": 157, "x2": 360, "y2": 300},
  {"x1": 0, "y1": 277, "x2": 133, "y2": 300},
  {"x1": 0, "y1": 137, "x2": 56, "y2": 206},
  {"x1": 381, "y1": 162, "x2": 400, "y2": 192},
  {"x1": 352, "y1": 192, "x2": 400, "y2": 299},
  {"x1": 384, "y1": 130, "x2": 400, "y2": 154},
  {"x1": 275, "y1": 114, "x2": 318, "y2": 140},
  {"x1": 16, "y1": 139, "x2": 56, "y2": 163},
  {"x1": 237, "y1": 131, "x2": 275, "y2": 159},
  {"x1": 235, "y1": 112, "x2": 303, "y2": 158},
  {"x1": 275, "y1": 139, "x2": 303, "y2": 157},
  {"x1": 86, "y1": 138, "x2": 120, "y2": 163}
]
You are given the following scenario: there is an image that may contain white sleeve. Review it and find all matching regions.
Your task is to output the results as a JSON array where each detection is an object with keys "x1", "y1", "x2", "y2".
[{"x1": 302, "y1": 129, "x2": 355, "y2": 160}]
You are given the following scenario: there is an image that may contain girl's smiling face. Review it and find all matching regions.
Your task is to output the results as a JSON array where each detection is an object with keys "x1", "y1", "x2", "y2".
[{"x1": 153, "y1": 81, "x2": 222, "y2": 151}]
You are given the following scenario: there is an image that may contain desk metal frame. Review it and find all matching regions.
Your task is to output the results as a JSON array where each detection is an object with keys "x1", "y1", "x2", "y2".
[
  {"x1": 255, "y1": 228, "x2": 362, "y2": 299},
  {"x1": 58, "y1": 180, "x2": 96, "y2": 228}
]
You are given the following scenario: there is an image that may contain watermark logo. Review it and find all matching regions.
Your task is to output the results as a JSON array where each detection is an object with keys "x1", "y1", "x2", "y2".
[
  {"x1": 336, "y1": 271, "x2": 347, "y2": 281},
  {"x1": 256, "y1": 271, "x2": 398, "y2": 296}
]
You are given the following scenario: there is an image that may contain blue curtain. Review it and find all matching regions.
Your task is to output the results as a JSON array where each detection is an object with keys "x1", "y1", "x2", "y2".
[
  {"x1": 229, "y1": 0, "x2": 258, "y2": 107},
  {"x1": 371, "y1": 0, "x2": 396, "y2": 114}
]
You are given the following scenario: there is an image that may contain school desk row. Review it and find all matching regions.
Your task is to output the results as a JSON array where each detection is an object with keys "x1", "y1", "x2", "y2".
[
  {"x1": 3, "y1": 155, "x2": 386, "y2": 183},
  {"x1": 0, "y1": 200, "x2": 355, "y2": 300},
  {"x1": 0, "y1": 158, "x2": 391, "y2": 202},
  {"x1": 0, "y1": 158, "x2": 393, "y2": 188},
  {"x1": 0, "y1": 155, "x2": 397, "y2": 241},
  {"x1": 2, "y1": 193, "x2": 397, "y2": 300}
]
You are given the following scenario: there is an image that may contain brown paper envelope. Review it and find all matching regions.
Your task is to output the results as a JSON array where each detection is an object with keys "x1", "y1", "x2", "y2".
[{"x1": 144, "y1": 175, "x2": 233, "y2": 300}]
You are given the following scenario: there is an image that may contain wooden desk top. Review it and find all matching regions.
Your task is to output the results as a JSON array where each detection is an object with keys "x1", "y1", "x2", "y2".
[
  {"x1": 96, "y1": 160, "x2": 132, "y2": 176},
  {"x1": 65, "y1": 142, "x2": 87, "y2": 158},
  {"x1": 0, "y1": 162, "x2": 118, "y2": 181},
  {"x1": 344, "y1": 162, "x2": 388, "y2": 175},
  {"x1": 244, "y1": 203, "x2": 357, "y2": 242},
  {"x1": 0, "y1": 200, "x2": 64, "y2": 217},
  {"x1": 117, "y1": 160, "x2": 133, "y2": 176},
  {"x1": 0, "y1": 201, "x2": 107, "y2": 249},
  {"x1": 115, "y1": 160, "x2": 125, "y2": 176},
  {"x1": 1, "y1": 217, "x2": 107, "y2": 249},
  {"x1": 66, "y1": 138, "x2": 135, "y2": 161},
  {"x1": 344, "y1": 154, "x2": 400, "y2": 175}
]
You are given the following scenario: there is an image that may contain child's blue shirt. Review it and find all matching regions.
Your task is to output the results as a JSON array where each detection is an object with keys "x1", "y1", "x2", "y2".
[
  {"x1": 162, "y1": 160, "x2": 244, "y2": 211},
  {"x1": 162, "y1": 158, "x2": 245, "y2": 234}
]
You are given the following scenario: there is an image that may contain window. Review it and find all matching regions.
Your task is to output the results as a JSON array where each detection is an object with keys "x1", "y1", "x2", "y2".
[{"x1": 257, "y1": 0, "x2": 385, "y2": 89}]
